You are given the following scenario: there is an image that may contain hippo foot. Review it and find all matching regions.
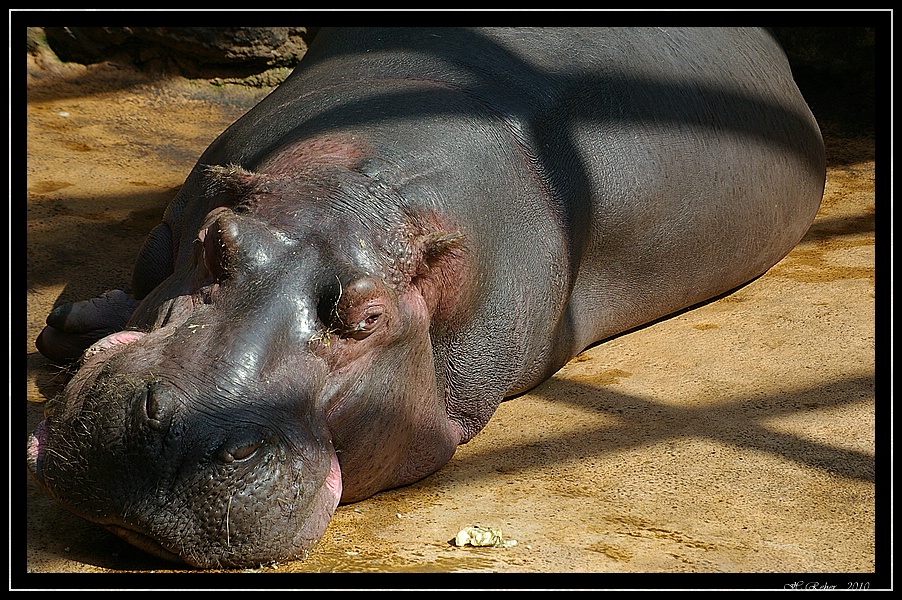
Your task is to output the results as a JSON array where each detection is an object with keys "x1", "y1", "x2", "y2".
[{"x1": 35, "y1": 289, "x2": 140, "y2": 363}]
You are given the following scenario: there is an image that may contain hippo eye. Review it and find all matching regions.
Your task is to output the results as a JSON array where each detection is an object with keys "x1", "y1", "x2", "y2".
[
  {"x1": 360, "y1": 307, "x2": 383, "y2": 330},
  {"x1": 347, "y1": 305, "x2": 384, "y2": 340},
  {"x1": 218, "y1": 440, "x2": 262, "y2": 463}
]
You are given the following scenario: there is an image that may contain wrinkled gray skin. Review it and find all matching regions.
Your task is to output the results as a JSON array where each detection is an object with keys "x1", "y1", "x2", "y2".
[{"x1": 29, "y1": 27, "x2": 825, "y2": 569}]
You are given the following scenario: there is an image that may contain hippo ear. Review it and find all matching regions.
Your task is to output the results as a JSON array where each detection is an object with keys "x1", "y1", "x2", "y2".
[
  {"x1": 198, "y1": 208, "x2": 277, "y2": 282},
  {"x1": 410, "y1": 230, "x2": 467, "y2": 320},
  {"x1": 201, "y1": 163, "x2": 268, "y2": 202}
]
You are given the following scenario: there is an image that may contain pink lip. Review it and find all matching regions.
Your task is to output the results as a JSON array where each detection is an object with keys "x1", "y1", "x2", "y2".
[
  {"x1": 26, "y1": 420, "x2": 49, "y2": 485},
  {"x1": 83, "y1": 330, "x2": 146, "y2": 360}
]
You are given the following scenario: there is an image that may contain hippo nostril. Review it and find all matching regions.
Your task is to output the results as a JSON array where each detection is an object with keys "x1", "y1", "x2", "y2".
[
  {"x1": 144, "y1": 382, "x2": 171, "y2": 431},
  {"x1": 145, "y1": 394, "x2": 162, "y2": 431}
]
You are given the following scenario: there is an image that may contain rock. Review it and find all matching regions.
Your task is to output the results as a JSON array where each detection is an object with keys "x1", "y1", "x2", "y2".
[{"x1": 42, "y1": 27, "x2": 316, "y2": 78}]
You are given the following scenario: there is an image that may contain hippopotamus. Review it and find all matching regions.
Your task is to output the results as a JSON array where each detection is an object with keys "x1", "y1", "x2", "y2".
[{"x1": 27, "y1": 27, "x2": 825, "y2": 569}]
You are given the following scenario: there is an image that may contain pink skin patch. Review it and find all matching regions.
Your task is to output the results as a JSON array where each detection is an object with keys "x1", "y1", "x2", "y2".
[
  {"x1": 325, "y1": 453, "x2": 343, "y2": 507},
  {"x1": 26, "y1": 420, "x2": 49, "y2": 484},
  {"x1": 83, "y1": 330, "x2": 146, "y2": 360},
  {"x1": 27, "y1": 420, "x2": 48, "y2": 463},
  {"x1": 257, "y1": 134, "x2": 370, "y2": 178}
]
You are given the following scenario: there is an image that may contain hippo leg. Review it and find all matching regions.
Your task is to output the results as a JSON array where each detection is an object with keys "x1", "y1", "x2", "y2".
[
  {"x1": 35, "y1": 222, "x2": 174, "y2": 363},
  {"x1": 35, "y1": 290, "x2": 139, "y2": 362}
]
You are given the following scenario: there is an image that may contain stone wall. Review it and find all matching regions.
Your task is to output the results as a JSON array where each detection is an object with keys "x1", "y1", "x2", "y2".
[{"x1": 37, "y1": 27, "x2": 317, "y2": 79}]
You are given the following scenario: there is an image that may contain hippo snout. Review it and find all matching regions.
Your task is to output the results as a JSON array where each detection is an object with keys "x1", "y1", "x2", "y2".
[
  {"x1": 27, "y1": 372, "x2": 172, "y2": 499},
  {"x1": 28, "y1": 355, "x2": 345, "y2": 568}
]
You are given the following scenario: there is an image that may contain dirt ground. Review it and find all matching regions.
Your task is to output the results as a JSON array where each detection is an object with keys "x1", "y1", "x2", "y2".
[{"x1": 20, "y1": 46, "x2": 880, "y2": 589}]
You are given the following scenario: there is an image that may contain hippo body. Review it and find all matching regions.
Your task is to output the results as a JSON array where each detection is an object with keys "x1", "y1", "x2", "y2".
[{"x1": 29, "y1": 27, "x2": 825, "y2": 568}]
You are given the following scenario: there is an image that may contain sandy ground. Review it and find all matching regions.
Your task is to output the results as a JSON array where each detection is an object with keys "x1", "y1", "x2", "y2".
[{"x1": 20, "y1": 48, "x2": 881, "y2": 589}]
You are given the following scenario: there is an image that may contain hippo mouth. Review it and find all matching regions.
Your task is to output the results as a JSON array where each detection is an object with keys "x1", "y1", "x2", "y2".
[
  {"x1": 28, "y1": 420, "x2": 186, "y2": 565},
  {"x1": 103, "y1": 525, "x2": 185, "y2": 565},
  {"x1": 28, "y1": 416, "x2": 345, "y2": 569}
]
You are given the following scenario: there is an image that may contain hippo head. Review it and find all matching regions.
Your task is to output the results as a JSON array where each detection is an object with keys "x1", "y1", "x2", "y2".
[{"x1": 27, "y1": 163, "x2": 468, "y2": 568}]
